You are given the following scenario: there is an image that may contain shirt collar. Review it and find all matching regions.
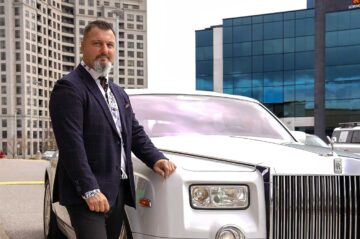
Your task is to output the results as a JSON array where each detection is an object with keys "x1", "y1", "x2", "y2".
[{"x1": 81, "y1": 60, "x2": 109, "y2": 83}]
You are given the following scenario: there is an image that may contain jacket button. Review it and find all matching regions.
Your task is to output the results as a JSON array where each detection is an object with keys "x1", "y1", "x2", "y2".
[
  {"x1": 116, "y1": 166, "x2": 120, "y2": 171},
  {"x1": 116, "y1": 141, "x2": 120, "y2": 145}
]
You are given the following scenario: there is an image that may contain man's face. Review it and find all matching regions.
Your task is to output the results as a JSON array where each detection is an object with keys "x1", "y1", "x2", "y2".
[{"x1": 81, "y1": 27, "x2": 115, "y2": 71}]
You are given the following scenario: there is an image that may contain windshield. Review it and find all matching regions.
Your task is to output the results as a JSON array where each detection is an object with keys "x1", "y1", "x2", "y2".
[{"x1": 130, "y1": 94, "x2": 293, "y2": 141}]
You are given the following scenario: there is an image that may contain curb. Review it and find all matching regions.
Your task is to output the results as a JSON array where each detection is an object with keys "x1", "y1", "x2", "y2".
[{"x1": 0, "y1": 223, "x2": 9, "y2": 239}]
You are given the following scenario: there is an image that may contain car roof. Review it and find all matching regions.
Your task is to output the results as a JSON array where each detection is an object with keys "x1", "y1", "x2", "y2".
[{"x1": 334, "y1": 122, "x2": 360, "y2": 131}]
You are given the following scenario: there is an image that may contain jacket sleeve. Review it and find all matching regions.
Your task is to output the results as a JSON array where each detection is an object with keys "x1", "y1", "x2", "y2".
[
  {"x1": 122, "y1": 94, "x2": 168, "y2": 169},
  {"x1": 50, "y1": 79, "x2": 99, "y2": 196}
]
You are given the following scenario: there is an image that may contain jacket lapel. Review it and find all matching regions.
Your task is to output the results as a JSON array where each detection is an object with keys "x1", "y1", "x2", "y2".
[{"x1": 76, "y1": 65, "x2": 119, "y2": 137}]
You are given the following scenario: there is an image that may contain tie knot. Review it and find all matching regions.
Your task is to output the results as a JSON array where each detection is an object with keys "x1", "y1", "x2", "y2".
[{"x1": 98, "y1": 76, "x2": 108, "y2": 91}]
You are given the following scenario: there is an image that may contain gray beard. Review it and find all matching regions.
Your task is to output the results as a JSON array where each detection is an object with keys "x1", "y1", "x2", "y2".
[{"x1": 93, "y1": 60, "x2": 112, "y2": 76}]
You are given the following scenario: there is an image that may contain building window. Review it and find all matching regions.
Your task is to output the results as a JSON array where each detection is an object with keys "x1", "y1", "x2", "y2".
[
  {"x1": 137, "y1": 52, "x2": 144, "y2": 58},
  {"x1": 136, "y1": 15, "x2": 143, "y2": 22},
  {"x1": 128, "y1": 69, "x2": 134, "y2": 76},
  {"x1": 137, "y1": 70, "x2": 143, "y2": 76},
  {"x1": 1, "y1": 119, "x2": 6, "y2": 128},
  {"x1": 1, "y1": 97, "x2": 6, "y2": 105},
  {"x1": 137, "y1": 43, "x2": 143, "y2": 49},
  {"x1": 2, "y1": 131, "x2": 7, "y2": 139},
  {"x1": 128, "y1": 42, "x2": 134, "y2": 48},
  {"x1": 128, "y1": 78, "x2": 134, "y2": 85},
  {"x1": 137, "y1": 78, "x2": 144, "y2": 85},
  {"x1": 127, "y1": 60, "x2": 134, "y2": 66},
  {"x1": 15, "y1": 19, "x2": 20, "y2": 27},
  {"x1": 127, "y1": 14, "x2": 134, "y2": 21}
]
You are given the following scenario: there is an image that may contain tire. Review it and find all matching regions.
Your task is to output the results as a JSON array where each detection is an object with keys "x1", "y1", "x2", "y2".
[
  {"x1": 43, "y1": 179, "x2": 66, "y2": 239},
  {"x1": 119, "y1": 212, "x2": 132, "y2": 239}
]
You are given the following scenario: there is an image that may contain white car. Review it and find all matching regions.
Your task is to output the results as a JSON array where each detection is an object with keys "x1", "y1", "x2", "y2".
[
  {"x1": 332, "y1": 122, "x2": 360, "y2": 155},
  {"x1": 44, "y1": 90, "x2": 360, "y2": 239}
]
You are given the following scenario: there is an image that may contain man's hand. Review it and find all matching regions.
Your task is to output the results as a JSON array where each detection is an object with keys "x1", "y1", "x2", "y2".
[
  {"x1": 153, "y1": 159, "x2": 177, "y2": 178},
  {"x1": 85, "y1": 192, "x2": 110, "y2": 213}
]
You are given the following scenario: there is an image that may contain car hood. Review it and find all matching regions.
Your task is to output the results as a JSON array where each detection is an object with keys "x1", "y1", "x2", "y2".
[{"x1": 151, "y1": 135, "x2": 360, "y2": 175}]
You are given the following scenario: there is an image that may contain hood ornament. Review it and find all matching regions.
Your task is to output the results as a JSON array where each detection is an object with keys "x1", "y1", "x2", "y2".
[
  {"x1": 326, "y1": 136, "x2": 342, "y2": 174},
  {"x1": 326, "y1": 136, "x2": 337, "y2": 156}
]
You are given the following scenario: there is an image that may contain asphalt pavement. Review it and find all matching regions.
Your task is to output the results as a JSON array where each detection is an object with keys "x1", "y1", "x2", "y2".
[{"x1": 0, "y1": 159, "x2": 49, "y2": 239}]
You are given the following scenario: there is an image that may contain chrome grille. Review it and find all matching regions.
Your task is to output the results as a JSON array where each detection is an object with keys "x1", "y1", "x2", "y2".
[{"x1": 272, "y1": 175, "x2": 360, "y2": 239}]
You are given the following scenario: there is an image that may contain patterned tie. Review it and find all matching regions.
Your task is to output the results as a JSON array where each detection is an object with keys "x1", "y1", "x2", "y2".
[{"x1": 98, "y1": 76, "x2": 109, "y2": 103}]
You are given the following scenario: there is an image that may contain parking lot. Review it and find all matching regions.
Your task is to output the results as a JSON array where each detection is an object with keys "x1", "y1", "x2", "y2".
[{"x1": 0, "y1": 159, "x2": 49, "y2": 239}]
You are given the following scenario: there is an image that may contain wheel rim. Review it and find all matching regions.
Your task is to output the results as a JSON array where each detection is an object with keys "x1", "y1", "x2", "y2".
[{"x1": 43, "y1": 182, "x2": 51, "y2": 237}]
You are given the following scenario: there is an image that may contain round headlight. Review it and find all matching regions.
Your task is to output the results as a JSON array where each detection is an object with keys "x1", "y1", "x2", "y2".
[
  {"x1": 192, "y1": 186, "x2": 210, "y2": 206},
  {"x1": 215, "y1": 226, "x2": 245, "y2": 239}
]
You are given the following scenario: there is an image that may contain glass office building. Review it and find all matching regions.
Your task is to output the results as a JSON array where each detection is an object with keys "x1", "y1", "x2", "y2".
[{"x1": 196, "y1": 0, "x2": 360, "y2": 135}]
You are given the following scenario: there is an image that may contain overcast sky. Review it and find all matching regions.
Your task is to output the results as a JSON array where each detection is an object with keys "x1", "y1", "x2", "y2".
[{"x1": 146, "y1": 0, "x2": 307, "y2": 91}]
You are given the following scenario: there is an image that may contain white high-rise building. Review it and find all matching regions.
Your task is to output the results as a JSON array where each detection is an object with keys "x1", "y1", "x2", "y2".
[{"x1": 0, "y1": 0, "x2": 147, "y2": 157}]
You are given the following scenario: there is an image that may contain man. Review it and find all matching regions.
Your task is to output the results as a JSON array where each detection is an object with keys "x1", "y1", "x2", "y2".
[{"x1": 49, "y1": 20, "x2": 176, "y2": 239}]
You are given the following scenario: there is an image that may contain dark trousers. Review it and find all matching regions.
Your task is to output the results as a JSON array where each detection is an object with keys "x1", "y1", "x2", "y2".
[{"x1": 66, "y1": 183, "x2": 125, "y2": 239}]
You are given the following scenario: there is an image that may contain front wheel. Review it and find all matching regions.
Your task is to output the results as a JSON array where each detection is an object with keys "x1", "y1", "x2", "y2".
[{"x1": 43, "y1": 179, "x2": 66, "y2": 239}]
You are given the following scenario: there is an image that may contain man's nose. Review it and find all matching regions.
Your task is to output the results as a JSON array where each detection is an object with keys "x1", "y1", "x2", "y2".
[{"x1": 100, "y1": 43, "x2": 109, "y2": 53}]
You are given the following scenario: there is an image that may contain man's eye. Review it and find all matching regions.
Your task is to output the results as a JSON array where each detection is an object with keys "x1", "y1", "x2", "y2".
[{"x1": 107, "y1": 44, "x2": 114, "y2": 48}]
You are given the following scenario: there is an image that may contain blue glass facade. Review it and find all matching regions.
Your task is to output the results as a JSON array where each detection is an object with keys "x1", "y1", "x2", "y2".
[
  {"x1": 223, "y1": 10, "x2": 314, "y2": 118},
  {"x1": 325, "y1": 9, "x2": 360, "y2": 125},
  {"x1": 196, "y1": 29, "x2": 214, "y2": 91},
  {"x1": 195, "y1": 5, "x2": 360, "y2": 130}
]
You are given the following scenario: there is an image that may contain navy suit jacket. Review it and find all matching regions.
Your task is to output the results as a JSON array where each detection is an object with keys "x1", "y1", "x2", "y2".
[{"x1": 49, "y1": 65, "x2": 166, "y2": 207}]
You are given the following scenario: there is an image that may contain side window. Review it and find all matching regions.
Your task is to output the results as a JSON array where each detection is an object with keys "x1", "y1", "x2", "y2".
[
  {"x1": 351, "y1": 130, "x2": 360, "y2": 143},
  {"x1": 338, "y1": 130, "x2": 350, "y2": 143}
]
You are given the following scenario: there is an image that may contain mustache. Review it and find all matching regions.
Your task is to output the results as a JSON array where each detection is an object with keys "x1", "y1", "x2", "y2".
[{"x1": 96, "y1": 54, "x2": 110, "y2": 60}]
